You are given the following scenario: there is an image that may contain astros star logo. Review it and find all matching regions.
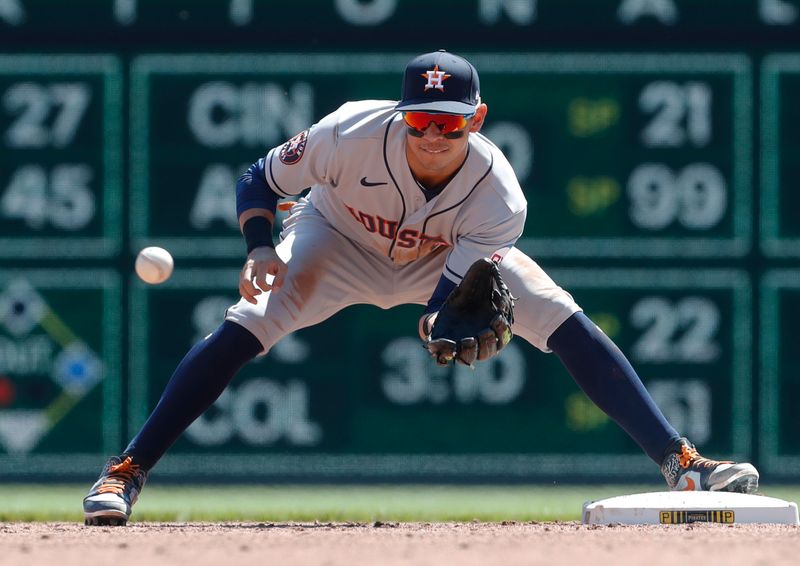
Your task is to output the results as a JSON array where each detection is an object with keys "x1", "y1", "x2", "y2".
[{"x1": 421, "y1": 65, "x2": 451, "y2": 91}]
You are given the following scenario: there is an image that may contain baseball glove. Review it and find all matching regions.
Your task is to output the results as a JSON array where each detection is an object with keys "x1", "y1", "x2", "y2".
[{"x1": 425, "y1": 258, "x2": 515, "y2": 367}]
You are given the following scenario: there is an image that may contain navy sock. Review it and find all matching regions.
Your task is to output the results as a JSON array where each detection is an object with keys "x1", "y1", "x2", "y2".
[
  {"x1": 124, "y1": 320, "x2": 263, "y2": 470},
  {"x1": 547, "y1": 312, "x2": 680, "y2": 464}
]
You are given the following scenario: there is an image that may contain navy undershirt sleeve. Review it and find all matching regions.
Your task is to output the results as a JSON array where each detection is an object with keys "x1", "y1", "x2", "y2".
[
  {"x1": 424, "y1": 273, "x2": 457, "y2": 314},
  {"x1": 236, "y1": 158, "x2": 279, "y2": 217}
]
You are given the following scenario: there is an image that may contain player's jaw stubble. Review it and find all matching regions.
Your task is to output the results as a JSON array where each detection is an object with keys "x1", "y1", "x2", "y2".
[{"x1": 405, "y1": 130, "x2": 470, "y2": 189}]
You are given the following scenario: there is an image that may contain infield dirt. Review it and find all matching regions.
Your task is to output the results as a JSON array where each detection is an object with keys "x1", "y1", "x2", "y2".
[{"x1": 1, "y1": 521, "x2": 798, "y2": 565}]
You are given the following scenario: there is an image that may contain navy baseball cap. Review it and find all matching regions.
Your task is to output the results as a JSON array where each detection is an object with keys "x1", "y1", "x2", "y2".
[{"x1": 396, "y1": 50, "x2": 480, "y2": 115}]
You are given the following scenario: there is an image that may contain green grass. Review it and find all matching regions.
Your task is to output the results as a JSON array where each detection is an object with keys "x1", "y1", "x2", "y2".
[{"x1": 2, "y1": 484, "x2": 799, "y2": 523}]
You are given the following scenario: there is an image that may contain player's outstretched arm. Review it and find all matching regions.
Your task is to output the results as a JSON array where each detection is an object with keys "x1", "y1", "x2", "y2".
[
  {"x1": 236, "y1": 156, "x2": 287, "y2": 304},
  {"x1": 238, "y1": 207, "x2": 287, "y2": 304}
]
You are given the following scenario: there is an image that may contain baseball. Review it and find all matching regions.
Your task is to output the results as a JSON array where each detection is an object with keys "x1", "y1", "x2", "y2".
[{"x1": 135, "y1": 246, "x2": 174, "y2": 284}]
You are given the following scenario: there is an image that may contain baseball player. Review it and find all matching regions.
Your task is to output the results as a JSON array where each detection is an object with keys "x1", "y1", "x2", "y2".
[{"x1": 83, "y1": 50, "x2": 759, "y2": 526}]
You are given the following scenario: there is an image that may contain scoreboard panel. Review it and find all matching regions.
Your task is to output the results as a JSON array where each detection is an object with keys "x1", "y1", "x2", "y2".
[
  {"x1": 1, "y1": 1, "x2": 798, "y2": 36},
  {"x1": 0, "y1": 270, "x2": 121, "y2": 475},
  {"x1": 761, "y1": 54, "x2": 800, "y2": 257},
  {"x1": 130, "y1": 268, "x2": 749, "y2": 479},
  {"x1": 0, "y1": 55, "x2": 122, "y2": 258},
  {"x1": 130, "y1": 53, "x2": 751, "y2": 258},
  {"x1": 760, "y1": 270, "x2": 800, "y2": 476}
]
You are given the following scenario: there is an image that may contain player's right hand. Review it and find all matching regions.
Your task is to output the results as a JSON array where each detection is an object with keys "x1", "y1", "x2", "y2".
[{"x1": 239, "y1": 246, "x2": 288, "y2": 304}]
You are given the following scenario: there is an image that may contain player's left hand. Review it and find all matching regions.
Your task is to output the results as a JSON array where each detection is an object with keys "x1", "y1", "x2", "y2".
[
  {"x1": 239, "y1": 246, "x2": 287, "y2": 304},
  {"x1": 424, "y1": 258, "x2": 515, "y2": 367}
]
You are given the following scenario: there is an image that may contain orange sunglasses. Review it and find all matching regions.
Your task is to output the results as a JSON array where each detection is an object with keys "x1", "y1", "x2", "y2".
[{"x1": 402, "y1": 112, "x2": 474, "y2": 139}]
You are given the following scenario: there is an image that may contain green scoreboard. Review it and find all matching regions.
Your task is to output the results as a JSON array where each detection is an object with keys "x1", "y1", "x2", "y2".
[
  {"x1": 0, "y1": 56, "x2": 122, "y2": 258},
  {"x1": 131, "y1": 53, "x2": 751, "y2": 259},
  {"x1": 0, "y1": 0, "x2": 798, "y2": 480},
  {"x1": 0, "y1": 270, "x2": 121, "y2": 473},
  {"x1": 762, "y1": 55, "x2": 800, "y2": 257},
  {"x1": 761, "y1": 271, "x2": 800, "y2": 477},
  {"x1": 1, "y1": 1, "x2": 799, "y2": 35}
]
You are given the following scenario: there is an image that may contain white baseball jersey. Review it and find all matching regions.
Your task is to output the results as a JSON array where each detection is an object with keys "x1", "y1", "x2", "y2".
[
  {"x1": 261, "y1": 100, "x2": 526, "y2": 282},
  {"x1": 226, "y1": 100, "x2": 581, "y2": 355}
]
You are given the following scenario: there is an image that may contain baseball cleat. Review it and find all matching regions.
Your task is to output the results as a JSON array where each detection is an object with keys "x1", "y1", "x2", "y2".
[
  {"x1": 661, "y1": 438, "x2": 759, "y2": 494},
  {"x1": 83, "y1": 455, "x2": 148, "y2": 526}
]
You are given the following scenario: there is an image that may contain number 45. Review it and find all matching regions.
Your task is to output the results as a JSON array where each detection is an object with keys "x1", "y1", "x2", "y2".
[{"x1": 1, "y1": 164, "x2": 95, "y2": 230}]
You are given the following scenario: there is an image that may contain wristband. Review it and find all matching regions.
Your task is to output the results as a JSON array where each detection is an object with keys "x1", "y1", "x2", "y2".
[{"x1": 242, "y1": 216, "x2": 275, "y2": 253}]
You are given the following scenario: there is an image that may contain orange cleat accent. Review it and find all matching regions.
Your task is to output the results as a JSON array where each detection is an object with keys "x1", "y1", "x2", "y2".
[
  {"x1": 678, "y1": 443, "x2": 734, "y2": 471},
  {"x1": 95, "y1": 457, "x2": 142, "y2": 496},
  {"x1": 661, "y1": 438, "x2": 758, "y2": 493}
]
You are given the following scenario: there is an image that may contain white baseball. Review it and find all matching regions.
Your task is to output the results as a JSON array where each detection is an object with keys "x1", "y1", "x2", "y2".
[{"x1": 135, "y1": 246, "x2": 174, "y2": 284}]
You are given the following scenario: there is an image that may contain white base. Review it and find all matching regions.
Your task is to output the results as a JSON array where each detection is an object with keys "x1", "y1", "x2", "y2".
[{"x1": 582, "y1": 491, "x2": 799, "y2": 525}]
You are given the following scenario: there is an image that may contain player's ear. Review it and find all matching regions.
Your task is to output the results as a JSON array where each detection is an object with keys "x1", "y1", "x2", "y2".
[{"x1": 470, "y1": 103, "x2": 488, "y2": 133}]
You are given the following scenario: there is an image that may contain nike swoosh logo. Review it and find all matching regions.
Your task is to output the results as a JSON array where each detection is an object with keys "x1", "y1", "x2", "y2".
[
  {"x1": 680, "y1": 477, "x2": 696, "y2": 491},
  {"x1": 360, "y1": 177, "x2": 388, "y2": 187}
]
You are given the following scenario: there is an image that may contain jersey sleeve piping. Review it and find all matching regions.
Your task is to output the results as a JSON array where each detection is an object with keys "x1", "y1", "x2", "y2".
[
  {"x1": 444, "y1": 264, "x2": 463, "y2": 283},
  {"x1": 266, "y1": 148, "x2": 294, "y2": 198}
]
